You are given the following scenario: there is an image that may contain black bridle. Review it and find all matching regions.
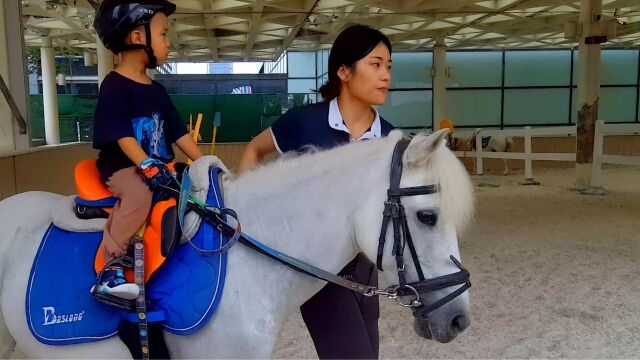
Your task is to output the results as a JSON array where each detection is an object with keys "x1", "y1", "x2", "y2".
[
  {"x1": 183, "y1": 138, "x2": 471, "y2": 313},
  {"x1": 374, "y1": 139, "x2": 471, "y2": 312}
]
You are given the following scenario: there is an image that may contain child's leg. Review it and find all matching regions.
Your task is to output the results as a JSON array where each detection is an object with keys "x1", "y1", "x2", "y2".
[
  {"x1": 94, "y1": 166, "x2": 152, "y2": 300},
  {"x1": 102, "y1": 166, "x2": 152, "y2": 259}
]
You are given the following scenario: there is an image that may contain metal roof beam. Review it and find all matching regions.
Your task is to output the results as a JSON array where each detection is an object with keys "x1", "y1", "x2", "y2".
[{"x1": 244, "y1": 0, "x2": 265, "y2": 61}]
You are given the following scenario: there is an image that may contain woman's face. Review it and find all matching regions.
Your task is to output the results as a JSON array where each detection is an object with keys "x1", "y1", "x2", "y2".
[{"x1": 339, "y1": 42, "x2": 392, "y2": 105}]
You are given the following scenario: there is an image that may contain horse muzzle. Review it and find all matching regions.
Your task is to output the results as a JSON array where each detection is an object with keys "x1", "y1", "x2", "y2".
[
  {"x1": 413, "y1": 308, "x2": 470, "y2": 343},
  {"x1": 411, "y1": 298, "x2": 470, "y2": 342}
]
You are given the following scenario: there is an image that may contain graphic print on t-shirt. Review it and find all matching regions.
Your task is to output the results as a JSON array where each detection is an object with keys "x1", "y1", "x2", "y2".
[{"x1": 132, "y1": 113, "x2": 170, "y2": 160}]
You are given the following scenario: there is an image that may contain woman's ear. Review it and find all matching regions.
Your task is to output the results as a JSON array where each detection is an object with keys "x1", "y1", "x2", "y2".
[{"x1": 337, "y1": 65, "x2": 351, "y2": 82}]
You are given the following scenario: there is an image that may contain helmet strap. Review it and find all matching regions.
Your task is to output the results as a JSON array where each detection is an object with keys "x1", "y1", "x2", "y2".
[
  {"x1": 143, "y1": 23, "x2": 157, "y2": 69},
  {"x1": 117, "y1": 23, "x2": 158, "y2": 68}
]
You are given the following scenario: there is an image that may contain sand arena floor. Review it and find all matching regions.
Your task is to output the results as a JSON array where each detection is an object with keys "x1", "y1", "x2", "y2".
[{"x1": 273, "y1": 166, "x2": 640, "y2": 359}]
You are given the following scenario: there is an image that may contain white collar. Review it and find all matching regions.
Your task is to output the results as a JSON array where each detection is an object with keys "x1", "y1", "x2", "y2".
[{"x1": 328, "y1": 98, "x2": 382, "y2": 141}]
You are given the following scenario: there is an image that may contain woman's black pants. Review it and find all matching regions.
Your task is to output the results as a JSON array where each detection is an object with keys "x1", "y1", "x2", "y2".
[{"x1": 300, "y1": 254, "x2": 379, "y2": 359}]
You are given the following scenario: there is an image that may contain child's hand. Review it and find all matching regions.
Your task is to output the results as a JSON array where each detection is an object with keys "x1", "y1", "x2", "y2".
[
  {"x1": 104, "y1": 237, "x2": 128, "y2": 261},
  {"x1": 139, "y1": 157, "x2": 173, "y2": 190}
]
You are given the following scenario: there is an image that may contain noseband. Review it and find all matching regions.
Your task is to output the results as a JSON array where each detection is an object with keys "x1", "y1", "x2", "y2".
[{"x1": 375, "y1": 139, "x2": 471, "y2": 312}]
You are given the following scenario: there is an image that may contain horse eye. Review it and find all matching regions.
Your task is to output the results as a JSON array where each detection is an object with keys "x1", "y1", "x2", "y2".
[{"x1": 416, "y1": 209, "x2": 438, "y2": 226}]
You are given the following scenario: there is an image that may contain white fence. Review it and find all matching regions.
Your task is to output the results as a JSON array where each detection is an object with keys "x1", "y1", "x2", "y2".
[
  {"x1": 454, "y1": 120, "x2": 640, "y2": 188},
  {"x1": 454, "y1": 126, "x2": 576, "y2": 183},
  {"x1": 591, "y1": 120, "x2": 640, "y2": 188}
]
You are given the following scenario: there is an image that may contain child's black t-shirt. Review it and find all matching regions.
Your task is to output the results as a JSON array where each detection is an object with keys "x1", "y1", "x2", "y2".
[{"x1": 92, "y1": 71, "x2": 188, "y2": 182}]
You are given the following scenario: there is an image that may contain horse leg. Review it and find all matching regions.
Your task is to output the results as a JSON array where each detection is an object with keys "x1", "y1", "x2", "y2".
[{"x1": 502, "y1": 137, "x2": 511, "y2": 175}]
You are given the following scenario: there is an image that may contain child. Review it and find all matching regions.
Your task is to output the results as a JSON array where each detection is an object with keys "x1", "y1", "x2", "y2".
[{"x1": 91, "y1": 0, "x2": 202, "y2": 300}]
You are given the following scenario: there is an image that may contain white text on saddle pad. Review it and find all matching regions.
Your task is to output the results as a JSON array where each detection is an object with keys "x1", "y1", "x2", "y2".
[{"x1": 42, "y1": 307, "x2": 85, "y2": 326}]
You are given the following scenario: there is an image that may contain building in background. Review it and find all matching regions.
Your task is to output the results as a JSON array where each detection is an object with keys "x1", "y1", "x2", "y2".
[{"x1": 209, "y1": 62, "x2": 233, "y2": 74}]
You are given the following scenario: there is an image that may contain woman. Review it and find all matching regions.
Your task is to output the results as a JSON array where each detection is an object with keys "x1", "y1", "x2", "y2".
[{"x1": 239, "y1": 24, "x2": 393, "y2": 359}]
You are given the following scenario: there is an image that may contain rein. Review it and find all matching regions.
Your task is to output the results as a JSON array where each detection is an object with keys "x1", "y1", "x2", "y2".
[{"x1": 182, "y1": 139, "x2": 471, "y2": 311}]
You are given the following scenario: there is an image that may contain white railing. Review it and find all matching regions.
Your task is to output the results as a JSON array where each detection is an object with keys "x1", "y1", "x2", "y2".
[
  {"x1": 590, "y1": 120, "x2": 640, "y2": 188},
  {"x1": 454, "y1": 126, "x2": 576, "y2": 183},
  {"x1": 455, "y1": 121, "x2": 640, "y2": 188}
]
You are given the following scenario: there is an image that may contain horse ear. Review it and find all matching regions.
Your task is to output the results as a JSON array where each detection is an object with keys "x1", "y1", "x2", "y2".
[{"x1": 404, "y1": 129, "x2": 449, "y2": 168}]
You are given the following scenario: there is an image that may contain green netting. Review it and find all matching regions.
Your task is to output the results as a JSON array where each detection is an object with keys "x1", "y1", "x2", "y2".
[
  {"x1": 29, "y1": 93, "x2": 310, "y2": 144},
  {"x1": 169, "y1": 95, "x2": 218, "y2": 142},
  {"x1": 29, "y1": 96, "x2": 45, "y2": 141},
  {"x1": 29, "y1": 95, "x2": 98, "y2": 143},
  {"x1": 209, "y1": 95, "x2": 264, "y2": 143}
]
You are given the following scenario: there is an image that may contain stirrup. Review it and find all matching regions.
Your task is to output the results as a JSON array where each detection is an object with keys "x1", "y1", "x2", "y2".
[{"x1": 91, "y1": 254, "x2": 136, "y2": 310}]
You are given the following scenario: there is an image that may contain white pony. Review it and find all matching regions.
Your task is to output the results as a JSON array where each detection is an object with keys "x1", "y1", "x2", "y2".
[
  {"x1": 0, "y1": 129, "x2": 474, "y2": 358},
  {"x1": 451, "y1": 129, "x2": 513, "y2": 175}
]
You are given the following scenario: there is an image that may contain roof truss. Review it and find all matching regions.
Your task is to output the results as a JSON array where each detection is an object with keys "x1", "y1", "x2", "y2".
[{"x1": 22, "y1": 0, "x2": 640, "y2": 62}]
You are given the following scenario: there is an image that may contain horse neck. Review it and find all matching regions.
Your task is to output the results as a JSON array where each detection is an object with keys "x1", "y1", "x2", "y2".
[{"x1": 222, "y1": 141, "x2": 391, "y2": 303}]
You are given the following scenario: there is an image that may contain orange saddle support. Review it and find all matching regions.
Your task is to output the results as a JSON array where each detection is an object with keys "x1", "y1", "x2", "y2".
[{"x1": 74, "y1": 159, "x2": 176, "y2": 283}]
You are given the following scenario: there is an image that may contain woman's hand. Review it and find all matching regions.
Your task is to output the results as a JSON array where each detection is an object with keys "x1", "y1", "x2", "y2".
[{"x1": 238, "y1": 128, "x2": 278, "y2": 173}]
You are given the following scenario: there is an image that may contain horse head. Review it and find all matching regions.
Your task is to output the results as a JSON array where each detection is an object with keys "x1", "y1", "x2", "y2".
[{"x1": 354, "y1": 129, "x2": 475, "y2": 343}]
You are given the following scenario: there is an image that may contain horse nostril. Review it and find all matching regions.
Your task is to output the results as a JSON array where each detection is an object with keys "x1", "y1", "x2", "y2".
[{"x1": 451, "y1": 315, "x2": 469, "y2": 332}]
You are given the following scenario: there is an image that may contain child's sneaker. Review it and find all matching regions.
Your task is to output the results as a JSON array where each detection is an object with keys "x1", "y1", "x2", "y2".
[{"x1": 91, "y1": 266, "x2": 139, "y2": 300}]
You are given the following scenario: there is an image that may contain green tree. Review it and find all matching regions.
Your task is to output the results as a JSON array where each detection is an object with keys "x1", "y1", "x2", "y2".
[{"x1": 25, "y1": 46, "x2": 82, "y2": 75}]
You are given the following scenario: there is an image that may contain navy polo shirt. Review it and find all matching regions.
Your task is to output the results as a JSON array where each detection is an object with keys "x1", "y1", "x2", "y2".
[{"x1": 270, "y1": 99, "x2": 394, "y2": 153}]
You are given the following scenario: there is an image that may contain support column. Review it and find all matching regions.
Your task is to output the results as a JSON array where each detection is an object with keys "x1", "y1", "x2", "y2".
[
  {"x1": 432, "y1": 35, "x2": 448, "y2": 130},
  {"x1": 96, "y1": 35, "x2": 114, "y2": 88},
  {"x1": 0, "y1": 0, "x2": 29, "y2": 152},
  {"x1": 40, "y1": 36, "x2": 60, "y2": 145},
  {"x1": 575, "y1": 0, "x2": 603, "y2": 191}
]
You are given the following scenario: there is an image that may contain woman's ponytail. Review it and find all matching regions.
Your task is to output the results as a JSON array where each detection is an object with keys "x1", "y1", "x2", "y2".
[{"x1": 319, "y1": 77, "x2": 340, "y2": 101}]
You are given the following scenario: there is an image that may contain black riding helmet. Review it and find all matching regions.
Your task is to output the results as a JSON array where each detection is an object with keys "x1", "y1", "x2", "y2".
[{"x1": 94, "y1": 0, "x2": 176, "y2": 68}]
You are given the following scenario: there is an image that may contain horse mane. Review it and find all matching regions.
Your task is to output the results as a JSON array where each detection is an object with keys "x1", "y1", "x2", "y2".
[
  {"x1": 232, "y1": 130, "x2": 474, "y2": 232},
  {"x1": 425, "y1": 134, "x2": 475, "y2": 232},
  {"x1": 231, "y1": 131, "x2": 404, "y2": 192}
]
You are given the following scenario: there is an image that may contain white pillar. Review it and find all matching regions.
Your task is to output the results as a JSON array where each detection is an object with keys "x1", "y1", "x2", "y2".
[
  {"x1": 40, "y1": 36, "x2": 60, "y2": 145},
  {"x1": 96, "y1": 35, "x2": 114, "y2": 88},
  {"x1": 83, "y1": 51, "x2": 95, "y2": 67},
  {"x1": 432, "y1": 35, "x2": 447, "y2": 130},
  {"x1": 0, "y1": 0, "x2": 29, "y2": 152},
  {"x1": 575, "y1": 0, "x2": 603, "y2": 190}
]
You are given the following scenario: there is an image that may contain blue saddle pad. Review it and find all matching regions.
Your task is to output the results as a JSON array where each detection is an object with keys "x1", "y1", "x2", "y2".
[{"x1": 26, "y1": 167, "x2": 228, "y2": 345}]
